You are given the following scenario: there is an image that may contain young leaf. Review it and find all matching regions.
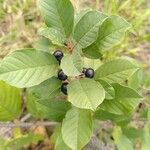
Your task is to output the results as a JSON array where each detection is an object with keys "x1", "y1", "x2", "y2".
[
  {"x1": 112, "y1": 126, "x2": 134, "y2": 150},
  {"x1": 94, "y1": 110, "x2": 131, "y2": 126},
  {"x1": 28, "y1": 77, "x2": 61, "y2": 99},
  {"x1": 95, "y1": 59, "x2": 139, "y2": 83},
  {"x1": 55, "y1": 134, "x2": 71, "y2": 150},
  {"x1": 34, "y1": 38, "x2": 52, "y2": 53},
  {"x1": 38, "y1": 27, "x2": 66, "y2": 46},
  {"x1": 74, "y1": 11, "x2": 107, "y2": 48},
  {"x1": 100, "y1": 83, "x2": 142, "y2": 115},
  {"x1": 6, "y1": 133, "x2": 43, "y2": 150},
  {"x1": 84, "y1": 15, "x2": 131, "y2": 54},
  {"x1": 38, "y1": 0, "x2": 74, "y2": 37},
  {"x1": 0, "y1": 81, "x2": 21, "y2": 121},
  {"x1": 0, "y1": 49, "x2": 59, "y2": 88},
  {"x1": 68, "y1": 78, "x2": 105, "y2": 111},
  {"x1": 62, "y1": 107, "x2": 93, "y2": 150},
  {"x1": 98, "y1": 79, "x2": 115, "y2": 99},
  {"x1": 61, "y1": 51, "x2": 83, "y2": 77},
  {"x1": 27, "y1": 92, "x2": 71, "y2": 122}
]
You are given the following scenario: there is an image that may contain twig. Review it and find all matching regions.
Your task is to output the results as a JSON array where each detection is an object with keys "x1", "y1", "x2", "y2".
[{"x1": 0, "y1": 121, "x2": 58, "y2": 128}]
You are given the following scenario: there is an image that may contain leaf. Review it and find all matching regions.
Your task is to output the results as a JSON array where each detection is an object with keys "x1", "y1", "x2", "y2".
[
  {"x1": 82, "y1": 47, "x2": 102, "y2": 59},
  {"x1": 38, "y1": 0, "x2": 74, "y2": 37},
  {"x1": 85, "y1": 15, "x2": 131, "y2": 53},
  {"x1": 83, "y1": 57, "x2": 102, "y2": 71},
  {"x1": 94, "y1": 110, "x2": 131, "y2": 126},
  {"x1": 55, "y1": 134, "x2": 71, "y2": 150},
  {"x1": 62, "y1": 107, "x2": 93, "y2": 150},
  {"x1": 112, "y1": 126, "x2": 134, "y2": 150},
  {"x1": 122, "y1": 127, "x2": 143, "y2": 140},
  {"x1": 34, "y1": 38, "x2": 53, "y2": 53},
  {"x1": 61, "y1": 51, "x2": 83, "y2": 77},
  {"x1": 51, "y1": 125, "x2": 62, "y2": 144},
  {"x1": 74, "y1": 11, "x2": 107, "y2": 48},
  {"x1": 6, "y1": 133, "x2": 43, "y2": 150},
  {"x1": 68, "y1": 78, "x2": 105, "y2": 111},
  {"x1": 128, "y1": 69, "x2": 144, "y2": 90},
  {"x1": 38, "y1": 27, "x2": 66, "y2": 46},
  {"x1": 141, "y1": 124, "x2": 150, "y2": 150},
  {"x1": 95, "y1": 59, "x2": 139, "y2": 83},
  {"x1": 74, "y1": 9, "x2": 92, "y2": 26},
  {"x1": 98, "y1": 80, "x2": 115, "y2": 99},
  {"x1": 100, "y1": 83, "x2": 142, "y2": 115},
  {"x1": 28, "y1": 77, "x2": 61, "y2": 99},
  {"x1": 0, "y1": 49, "x2": 59, "y2": 88},
  {"x1": 27, "y1": 92, "x2": 71, "y2": 122},
  {"x1": 0, "y1": 81, "x2": 21, "y2": 121},
  {"x1": 0, "y1": 138, "x2": 6, "y2": 150},
  {"x1": 144, "y1": 74, "x2": 150, "y2": 90}
]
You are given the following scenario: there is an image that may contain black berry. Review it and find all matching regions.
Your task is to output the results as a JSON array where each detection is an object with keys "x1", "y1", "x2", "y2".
[
  {"x1": 58, "y1": 70, "x2": 68, "y2": 81},
  {"x1": 53, "y1": 50, "x2": 64, "y2": 62},
  {"x1": 85, "y1": 68, "x2": 95, "y2": 78},
  {"x1": 61, "y1": 83, "x2": 68, "y2": 95}
]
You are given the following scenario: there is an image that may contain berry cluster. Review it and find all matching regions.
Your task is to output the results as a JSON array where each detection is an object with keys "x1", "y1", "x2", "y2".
[{"x1": 53, "y1": 50, "x2": 95, "y2": 95}]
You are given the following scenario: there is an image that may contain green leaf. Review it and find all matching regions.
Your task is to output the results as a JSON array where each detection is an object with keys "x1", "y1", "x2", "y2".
[
  {"x1": 144, "y1": 74, "x2": 150, "y2": 89},
  {"x1": 95, "y1": 59, "x2": 139, "y2": 83},
  {"x1": 38, "y1": 27, "x2": 66, "y2": 46},
  {"x1": 82, "y1": 47, "x2": 102, "y2": 59},
  {"x1": 0, "y1": 138, "x2": 6, "y2": 150},
  {"x1": 34, "y1": 38, "x2": 52, "y2": 53},
  {"x1": 27, "y1": 92, "x2": 71, "y2": 122},
  {"x1": 122, "y1": 127, "x2": 143, "y2": 140},
  {"x1": 94, "y1": 110, "x2": 131, "y2": 126},
  {"x1": 51, "y1": 125, "x2": 62, "y2": 144},
  {"x1": 68, "y1": 78, "x2": 105, "y2": 111},
  {"x1": 0, "y1": 49, "x2": 59, "y2": 88},
  {"x1": 6, "y1": 133, "x2": 43, "y2": 150},
  {"x1": 74, "y1": 9, "x2": 92, "y2": 26},
  {"x1": 100, "y1": 83, "x2": 142, "y2": 115},
  {"x1": 112, "y1": 126, "x2": 134, "y2": 150},
  {"x1": 83, "y1": 57, "x2": 102, "y2": 71},
  {"x1": 128, "y1": 69, "x2": 144, "y2": 90},
  {"x1": 141, "y1": 125, "x2": 150, "y2": 150},
  {"x1": 98, "y1": 80, "x2": 115, "y2": 99},
  {"x1": 61, "y1": 51, "x2": 83, "y2": 77},
  {"x1": 62, "y1": 107, "x2": 93, "y2": 150},
  {"x1": 28, "y1": 77, "x2": 61, "y2": 99},
  {"x1": 55, "y1": 134, "x2": 71, "y2": 150},
  {"x1": 38, "y1": 0, "x2": 74, "y2": 37},
  {"x1": 85, "y1": 15, "x2": 131, "y2": 53},
  {"x1": 74, "y1": 11, "x2": 107, "y2": 48},
  {"x1": 0, "y1": 81, "x2": 21, "y2": 121}
]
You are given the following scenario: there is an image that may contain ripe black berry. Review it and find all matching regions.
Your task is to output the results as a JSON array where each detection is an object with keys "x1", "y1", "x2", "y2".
[
  {"x1": 58, "y1": 70, "x2": 68, "y2": 81},
  {"x1": 61, "y1": 83, "x2": 68, "y2": 95},
  {"x1": 53, "y1": 50, "x2": 64, "y2": 63},
  {"x1": 85, "y1": 68, "x2": 94, "y2": 78}
]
